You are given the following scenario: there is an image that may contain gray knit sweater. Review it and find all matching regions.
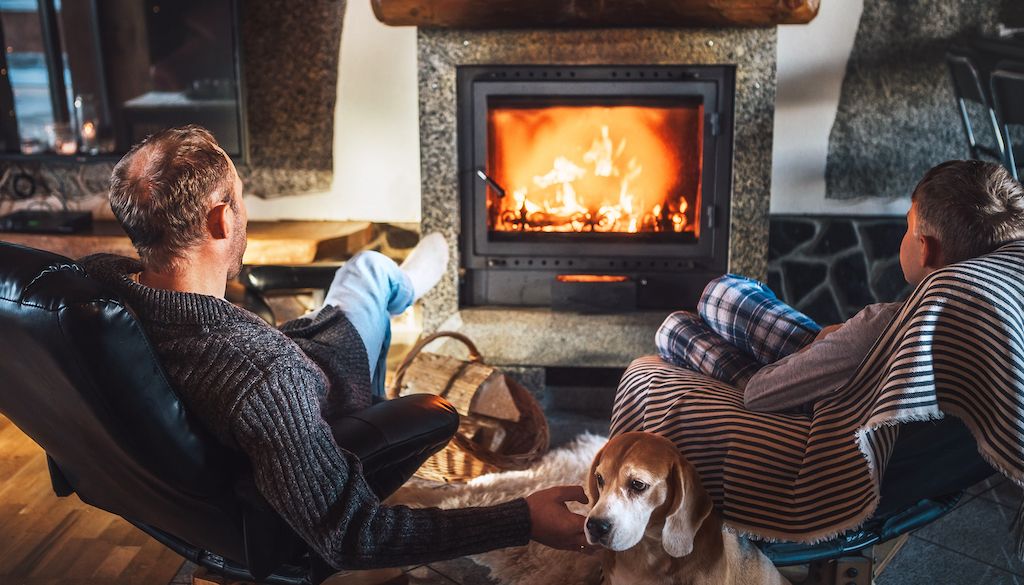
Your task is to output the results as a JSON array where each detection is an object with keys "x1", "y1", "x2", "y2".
[{"x1": 80, "y1": 254, "x2": 531, "y2": 569}]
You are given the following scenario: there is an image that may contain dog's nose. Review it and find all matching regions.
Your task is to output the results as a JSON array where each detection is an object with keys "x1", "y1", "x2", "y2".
[{"x1": 586, "y1": 517, "x2": 613, "y2": 539}]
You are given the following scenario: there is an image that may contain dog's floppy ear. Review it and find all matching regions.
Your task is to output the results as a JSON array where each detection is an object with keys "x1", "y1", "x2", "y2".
[
  {"x1": 585, "y1": 444, "x2": 606, "y2": 506},
  {"x1": 661, "y1": 458, "x2": 714, "y2": 558}
]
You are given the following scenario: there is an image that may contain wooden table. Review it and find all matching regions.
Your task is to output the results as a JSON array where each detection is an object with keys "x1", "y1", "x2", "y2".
[{"x1": 0, "y1": 220, "x2": 375, "y2": 265}]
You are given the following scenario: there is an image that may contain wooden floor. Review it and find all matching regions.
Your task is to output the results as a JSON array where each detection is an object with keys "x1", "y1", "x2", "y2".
[{"x1": 0, "y1": 414, "x2": 184, "y2": 585}]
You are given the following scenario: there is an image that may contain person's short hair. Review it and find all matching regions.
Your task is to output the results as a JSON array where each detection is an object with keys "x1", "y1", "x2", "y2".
[
  {"x1": 911, "y1": 160, "x2": 1024, "y2": 265},
  {"x1": 109, "y1": 125, "x2": 235, "y2": 269}
]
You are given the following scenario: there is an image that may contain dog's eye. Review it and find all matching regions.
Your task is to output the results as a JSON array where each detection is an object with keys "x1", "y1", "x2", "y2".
[
  {"x1": 629, "y1": 479, "x2": 648, "y2": 492},
  {"x1": 595, "y1": 473, "x2": 604, "y2": 489}
]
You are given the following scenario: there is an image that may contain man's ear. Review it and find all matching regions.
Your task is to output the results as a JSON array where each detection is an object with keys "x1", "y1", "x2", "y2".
[
  {"x1": 585, "y1": 444, "x2": 606, "y2": 507},
  {"x1": 921, "y1": 234, "x2": 945, "y2": 269},
  {"x1": 661, "y1": 460, "x2": 713, "y2": 558},
  {"x1": 207, "y1": 202, "x2": 231, "y2": 240}
]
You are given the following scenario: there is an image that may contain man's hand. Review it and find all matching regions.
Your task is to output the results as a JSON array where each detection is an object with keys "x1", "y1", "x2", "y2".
[{"x1": 525, "y1": 485, "x2": 596, "y2": 552}]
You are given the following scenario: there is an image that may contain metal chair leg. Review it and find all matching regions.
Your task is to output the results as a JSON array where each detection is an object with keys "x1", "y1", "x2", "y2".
[{"x1": 790, "y1": 555, "x2": 873, "y2": 585}]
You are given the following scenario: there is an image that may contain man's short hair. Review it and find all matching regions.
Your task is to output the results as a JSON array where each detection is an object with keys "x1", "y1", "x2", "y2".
[
  {"x1": 109, "y1": 125, "x2": 234, "y2": 269},
  {"x1": 911, "y1": 160, "x2": 1024, "y2": 265}
]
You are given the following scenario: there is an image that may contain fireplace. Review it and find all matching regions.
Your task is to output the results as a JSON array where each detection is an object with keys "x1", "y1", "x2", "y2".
[
  {"x1": 458, "y1": 66, "x2": 734, "y2": 310},
  {"x1": 413, "y1": 27, "x2": 775, "y2": 367}
]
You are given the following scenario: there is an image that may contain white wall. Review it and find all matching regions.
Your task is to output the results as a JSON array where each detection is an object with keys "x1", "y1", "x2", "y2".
[
  {"x1": 244, "y1": 0, "x2": 421, "y2": 222},
  {"x1": 771, "y1": 0, "x2": 909, "y2": 216},
  {"x1": 246, "y1": 3, "x2": 906, "y2": 222}
]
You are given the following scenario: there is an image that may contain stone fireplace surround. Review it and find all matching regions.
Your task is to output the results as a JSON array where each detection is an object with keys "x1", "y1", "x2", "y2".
[{"x1": 418, "y1": 27, "x2": 777, "y2": 369}]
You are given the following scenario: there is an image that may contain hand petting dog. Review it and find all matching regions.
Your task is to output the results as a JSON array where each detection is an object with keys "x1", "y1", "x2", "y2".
[{"x1": 527, "y1": 485, "x2": 600, "y2": 553}]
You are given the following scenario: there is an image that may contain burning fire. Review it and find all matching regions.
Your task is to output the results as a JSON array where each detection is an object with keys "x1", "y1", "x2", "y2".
[
  {"x1": 486, "y1": 104, "x2": 702, "y2": 235},
  {"x1": 556, "y1": 274, "x2": 630, "y2": 283}
]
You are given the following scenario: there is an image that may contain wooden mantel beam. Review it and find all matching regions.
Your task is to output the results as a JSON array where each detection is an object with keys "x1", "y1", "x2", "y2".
[{"x1": 372, "y1": 0, "x2": 820, "y2": 29}]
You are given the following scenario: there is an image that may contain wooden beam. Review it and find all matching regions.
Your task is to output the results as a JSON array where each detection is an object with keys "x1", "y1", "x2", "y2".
[{"x1": 372, "y1": 0, "x2": 820, "y2": 28}]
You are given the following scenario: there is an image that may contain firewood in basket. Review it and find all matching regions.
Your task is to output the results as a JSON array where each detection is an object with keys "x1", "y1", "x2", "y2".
[
  {"x1": 462, "y1": 416, "x2": 508, "y2": 452},
  {"x1": 471, "y1": 375, "x2": 521, "y2": 423},
  {"x1": 397, "y1": 352, "x2": 522, "y2": 422}
]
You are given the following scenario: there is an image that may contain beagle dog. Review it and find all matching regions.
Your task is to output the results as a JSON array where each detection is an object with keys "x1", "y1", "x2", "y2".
[{"x1": 585, "y1": 432, "x2": 790, "y2": 585}]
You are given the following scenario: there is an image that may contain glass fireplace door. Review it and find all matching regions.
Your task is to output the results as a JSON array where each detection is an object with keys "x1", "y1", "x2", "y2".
[
  {"x1": 465, "y1": 73, "x2": 727, "y2": 262},
  {"x1": 486, "y1": 99, "x2": 704, "y2": 241}
]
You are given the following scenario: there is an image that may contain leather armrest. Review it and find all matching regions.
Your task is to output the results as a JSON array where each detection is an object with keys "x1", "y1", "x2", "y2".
[
  {"x1": 239, "y1": 264, "x2": 342, "y2": 293},
  {"x1": 330, "y1": 394, "x2": 459, "y2": 469}
]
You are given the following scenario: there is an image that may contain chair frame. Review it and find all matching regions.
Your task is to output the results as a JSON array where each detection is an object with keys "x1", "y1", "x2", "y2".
[
  {"x1": 0, "y1": 242, "x2": 457, "y2": 585},
  {"x1": 946, "y1": 51, "x2": 1006, "y2": 162},
  {"x1": 990, "y1": 63, "x2": 1024, "y2": 180},
  {"x1": 763, "y1": 492, "x2": 963, "y2": 584}
]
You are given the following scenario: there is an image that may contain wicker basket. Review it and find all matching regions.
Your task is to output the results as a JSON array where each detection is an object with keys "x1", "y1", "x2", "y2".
[{"x1": 390, "y1": 331, "x2": 550, "y2": 483}]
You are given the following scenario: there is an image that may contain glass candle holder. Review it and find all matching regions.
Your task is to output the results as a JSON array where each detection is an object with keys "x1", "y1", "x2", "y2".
[
  {"x1": 74, "y1": 94, "x2": 100, "y2": 154},
  {"x1": 50, "y1": 122, "x2": 78, "y2": 155}
]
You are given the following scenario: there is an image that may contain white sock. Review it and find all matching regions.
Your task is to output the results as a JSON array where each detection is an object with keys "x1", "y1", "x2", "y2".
[{"x1": 400, "y1": 232, "x2": 449, "y2": 300}]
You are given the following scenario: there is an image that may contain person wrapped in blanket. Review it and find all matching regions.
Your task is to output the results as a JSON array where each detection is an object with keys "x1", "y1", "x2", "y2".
[{"x1": 656, "y1": 159, "x2": 1024, "y2": 517}]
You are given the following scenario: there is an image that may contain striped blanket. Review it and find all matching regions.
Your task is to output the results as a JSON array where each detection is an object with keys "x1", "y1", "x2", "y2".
[{"x1": 611, "y1": 240, "x2": 1024, "y2": 542}]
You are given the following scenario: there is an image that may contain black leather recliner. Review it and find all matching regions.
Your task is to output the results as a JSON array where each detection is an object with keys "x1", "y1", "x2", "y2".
[{"x1": 0, "y1": 241, "x2": 460, "y2": 585}]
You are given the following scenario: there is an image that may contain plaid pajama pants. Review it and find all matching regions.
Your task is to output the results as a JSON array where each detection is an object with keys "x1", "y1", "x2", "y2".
[{"x1": 655, "y1": 274, "x2": 822, "y2": 387}]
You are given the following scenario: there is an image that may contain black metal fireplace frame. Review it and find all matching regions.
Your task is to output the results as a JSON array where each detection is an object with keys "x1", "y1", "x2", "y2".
[{"x1": 456, "y1": 65, "x2": 736, "y2": 308}]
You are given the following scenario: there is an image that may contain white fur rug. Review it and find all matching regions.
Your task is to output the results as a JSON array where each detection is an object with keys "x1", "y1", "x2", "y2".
[{"x1": 388, "y1": 433, "x2": 608, "y2": 585}]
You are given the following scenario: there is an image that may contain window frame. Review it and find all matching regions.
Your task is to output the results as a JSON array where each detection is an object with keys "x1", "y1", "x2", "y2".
[{"x1": 0, "y1": 0, "x2": 249, "y2": 164}]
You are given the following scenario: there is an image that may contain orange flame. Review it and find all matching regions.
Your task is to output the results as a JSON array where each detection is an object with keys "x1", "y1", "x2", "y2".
[
  {"x1": 556, "y1": 274, "x2": 630, "y2": 283},
  {"x1": 487, "y1": 104, "x2": 703, "y2": 235}
]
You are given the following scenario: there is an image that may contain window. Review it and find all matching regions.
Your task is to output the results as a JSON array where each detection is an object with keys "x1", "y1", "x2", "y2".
[{"x1": 0, "y1": 0, "x2": 246, "y2": 159}]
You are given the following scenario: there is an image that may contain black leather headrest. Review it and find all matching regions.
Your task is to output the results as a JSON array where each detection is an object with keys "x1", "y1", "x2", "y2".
[{"x1": 0, "y1": 242, "x2": 246, "y2": 561}]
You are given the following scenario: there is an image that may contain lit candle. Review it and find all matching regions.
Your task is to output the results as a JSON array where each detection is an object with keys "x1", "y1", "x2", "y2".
[
  {"x1": 74, "y1": 95, "x2": 101, "y2": 153},
  {"x1": 56, "y1": 139, "x2": 77, "y2": 155}
]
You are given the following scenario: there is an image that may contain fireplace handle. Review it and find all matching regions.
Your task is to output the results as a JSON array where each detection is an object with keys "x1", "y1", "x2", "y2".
[{"x1": 475, "y1": 169, "x2": 506, "y2": 198}]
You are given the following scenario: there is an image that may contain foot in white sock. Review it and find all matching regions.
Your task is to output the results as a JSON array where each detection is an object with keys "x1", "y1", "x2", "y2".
[{"x1": 400, "y1": 232, "x2": 449, "y2": 300}]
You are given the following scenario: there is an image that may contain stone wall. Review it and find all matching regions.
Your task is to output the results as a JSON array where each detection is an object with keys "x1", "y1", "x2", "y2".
[
  {"x1": 767, "y1": 215, "x2": 909, "y2": 325},
  {"x1": 825, "y1": 0, "x2": 1007, "y2": 201},
  {"x1": 238, "y1": 0, "x2": 344, "y2": 198}
]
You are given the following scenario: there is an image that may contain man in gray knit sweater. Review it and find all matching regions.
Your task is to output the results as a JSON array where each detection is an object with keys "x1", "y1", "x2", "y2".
[{"x1": 81, "y1": 126, "x2": 591, "y2": 571}]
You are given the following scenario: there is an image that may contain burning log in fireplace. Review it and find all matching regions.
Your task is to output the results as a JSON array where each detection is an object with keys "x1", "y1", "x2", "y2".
[{"x1": 495, "y1": 201, "x2": 689, "y2": 234}]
